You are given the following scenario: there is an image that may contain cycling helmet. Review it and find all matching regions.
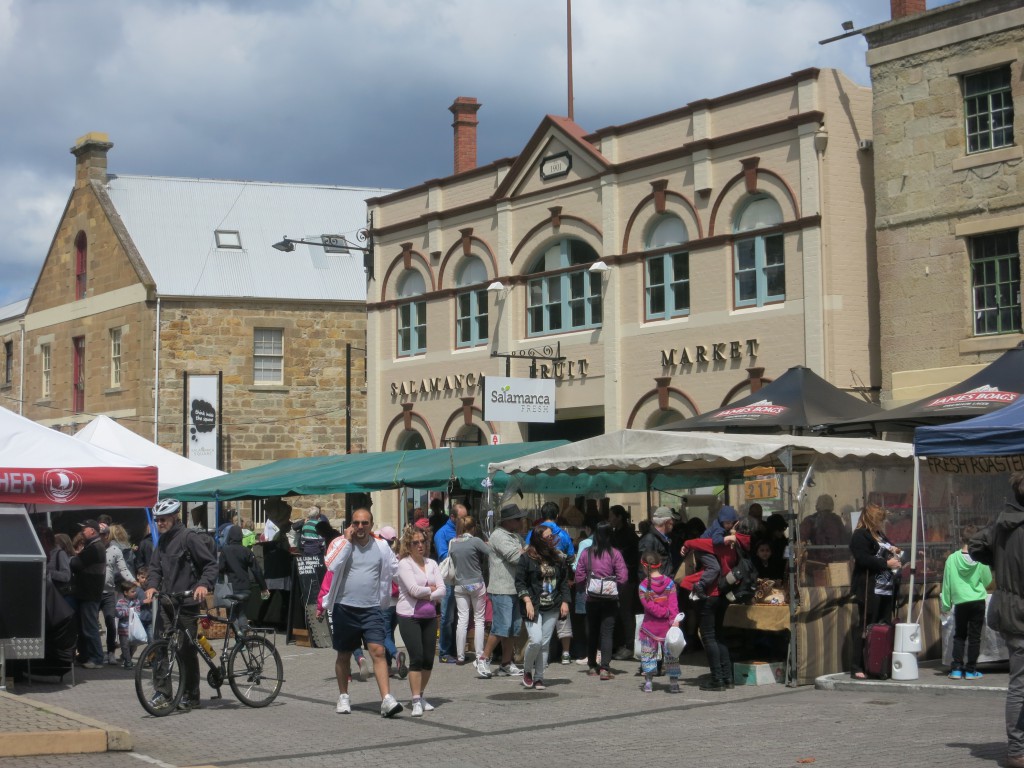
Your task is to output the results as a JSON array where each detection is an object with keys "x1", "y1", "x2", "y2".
[{"x1": 153, "y1": 498, "x2": 182, "y2": 517}]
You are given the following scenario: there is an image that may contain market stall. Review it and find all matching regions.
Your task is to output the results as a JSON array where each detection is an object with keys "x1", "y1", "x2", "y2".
[{"x1": 488, "y1": 428, "x2": 917, "y2": 685}]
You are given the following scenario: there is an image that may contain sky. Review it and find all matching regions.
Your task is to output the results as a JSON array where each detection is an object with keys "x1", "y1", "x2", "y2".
[{"x1": 0, "y1": 0, "x2": 957, "y2": 307}]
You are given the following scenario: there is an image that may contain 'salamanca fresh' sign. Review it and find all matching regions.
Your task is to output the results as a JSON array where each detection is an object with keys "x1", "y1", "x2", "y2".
[{"x1": 483, "y1": 376, "x2": 557, "y2": 424}]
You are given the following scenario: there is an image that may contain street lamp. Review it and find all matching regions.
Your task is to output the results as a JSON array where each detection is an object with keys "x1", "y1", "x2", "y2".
[{"x1": 272, "y1": 229, "x2": 375, "y2": 279}]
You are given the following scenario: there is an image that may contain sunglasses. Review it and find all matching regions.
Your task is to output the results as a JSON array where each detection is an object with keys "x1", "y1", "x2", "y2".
[
  {"x1": 351, "y1": 520, "x2": 372, "y2": 527},
  {"x1": 411, "y1": 539, "x2": 425, "y2": 545}
]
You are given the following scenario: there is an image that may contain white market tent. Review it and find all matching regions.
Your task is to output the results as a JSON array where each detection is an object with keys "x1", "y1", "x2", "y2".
[
  {"x1": 74, "y1": 415, "x2": 224, "y2": 492},
  {"x1": 488, "y1": 429, "x2": 914, "y2": 477},
  {"x1": 489, "y1": 429, "x2": 916, "y2": 685}
]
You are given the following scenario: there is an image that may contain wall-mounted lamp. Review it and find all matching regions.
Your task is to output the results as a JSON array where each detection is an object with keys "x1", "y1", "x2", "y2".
[
  {"x1": 841, "y1": 20, "x2": 854, "y2": 31},
  {"x1": 588, "y1": 261, "x2": 609, "y2": 273},
  {"x1": 487, "y1": 281, "x2": 507, "y2": 293},
  {"x1": 272, "y1": 228, "x2": 374, "y2": 279}
]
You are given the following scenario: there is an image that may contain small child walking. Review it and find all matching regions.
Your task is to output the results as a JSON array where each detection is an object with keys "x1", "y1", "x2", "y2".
[
  {"x1": 941, "y1": 525, "x2": 993, "y2": 680},
  {"x1": 638, "y1": 550, "x2": 682, "y2": 693},
  {"x1": 115, "y1": 581, "x2": 142, "y2": 668}
]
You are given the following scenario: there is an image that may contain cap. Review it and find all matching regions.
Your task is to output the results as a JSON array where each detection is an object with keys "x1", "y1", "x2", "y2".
[
  {"x1": 499, "y1": 503, "x2": 526, "y2": 522},
  {"x1": 652, "y1": 506, "x2": 674, "y2": 524},
  {"x1": 79, "y1": 519, "x2": 101, "y2": 532},
  {"x1": 414, "y1": 517, "x2": 431, "y2": 530},
  {"x1": 378, "y1": 525, "x2": 398, "y2": 541}
]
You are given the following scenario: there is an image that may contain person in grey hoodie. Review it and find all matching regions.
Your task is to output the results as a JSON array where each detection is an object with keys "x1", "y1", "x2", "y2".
[{"x1": 970, "y1": 472, "x2": 1024, "y2": 768}]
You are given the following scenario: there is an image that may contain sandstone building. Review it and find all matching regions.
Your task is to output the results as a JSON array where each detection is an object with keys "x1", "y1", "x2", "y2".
[
  {"x1": 5, "y1": 133, "x2": 388, "y2": 516},
  {"x1": 865, "y1": 0, "x2": 1024, "y2": 405}
]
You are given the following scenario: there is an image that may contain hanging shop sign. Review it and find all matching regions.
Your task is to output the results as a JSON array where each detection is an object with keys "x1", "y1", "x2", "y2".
[{"x1": 483, "y1": 376, "x2": 556, "y2": 423}]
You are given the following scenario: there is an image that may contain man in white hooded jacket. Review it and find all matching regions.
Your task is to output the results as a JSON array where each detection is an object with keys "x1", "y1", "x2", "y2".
[{"x1": 324, "y1": 506, "x2": 401, "y2": 717}]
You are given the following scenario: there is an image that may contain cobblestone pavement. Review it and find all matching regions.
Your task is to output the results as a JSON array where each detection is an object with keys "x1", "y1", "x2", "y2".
[{"x1": 0, "y1": 645, "x2": 1010, "y2": 768}]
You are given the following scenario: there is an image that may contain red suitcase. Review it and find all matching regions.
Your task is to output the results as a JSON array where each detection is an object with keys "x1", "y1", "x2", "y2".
[{"x1": 863, "y1": 622, "x2": 895, "y2": 679}]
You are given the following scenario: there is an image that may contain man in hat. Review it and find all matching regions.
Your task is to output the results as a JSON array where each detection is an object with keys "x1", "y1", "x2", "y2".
[
  {"x1": 144, "y1": 499, "x2": 218, "y2": 712},
  {"x1": 639, "y1": 506, "x2": 675, "y2": 579},
  {"x1": 479, "y1": 504, "x2": 527, "y2": 677},
  {"x1": 70, "y1": 519, "x2": 107, "y2": 668}
]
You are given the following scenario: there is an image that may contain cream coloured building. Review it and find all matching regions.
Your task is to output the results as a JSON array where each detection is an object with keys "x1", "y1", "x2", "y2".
[{"x1": 366, "y1": 71, "x2": 878, "y2": 514}]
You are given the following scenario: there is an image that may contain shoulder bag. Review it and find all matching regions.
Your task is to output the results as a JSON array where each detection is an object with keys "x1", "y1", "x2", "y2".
[{"x1": 584, "y1": 550, "x2": 618, "y2": 599}]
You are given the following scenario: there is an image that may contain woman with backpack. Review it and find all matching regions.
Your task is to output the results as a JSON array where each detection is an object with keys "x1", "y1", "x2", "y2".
[
  {"x1": 219, "y1": 525, "x2": 270, "y2": 631},
  {"x1": 515, "y1": 524, "x2": 571, "y2": 690}
]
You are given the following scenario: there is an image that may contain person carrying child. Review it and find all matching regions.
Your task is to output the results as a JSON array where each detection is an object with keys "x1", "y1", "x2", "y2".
[
  {"x1": 942, "y1": 524, "x2": 993, "y2": 680},
  {"x1": 115, "y1": 581, "x2": 142, "y2": 668},
  {"x1": 638, "y1": 550, "x2": 683, "y2": 693}
]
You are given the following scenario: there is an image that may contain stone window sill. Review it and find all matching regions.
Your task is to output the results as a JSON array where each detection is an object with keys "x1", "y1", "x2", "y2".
[
  {"x1": 958, "y1": 333, "x2": 1024, "y2": 355},
  {"x1": 952, "y1": 145, "x2": 1023, "y2": 172},
  {"x1": 104, "y1": 387, "x2": 126, "y2": 395},
  {"x1": 247, "y1": 385, "x2": 289, "y2": 393}
]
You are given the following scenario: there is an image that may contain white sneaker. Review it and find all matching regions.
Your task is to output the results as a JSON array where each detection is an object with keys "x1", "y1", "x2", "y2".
[
  {"x1": 504, "y1": 662, "x2": 524, "y2": 676},
  {"x1": 411, "y1": 699, "x2": 424, "y2": 717},
  {"x1": 421, "y1": 698, "x2": 435, "y2": 711},
  {"x1": 561, "y1": 651, "x2": 571, "y2": 665},
  {"x1": 106, "y1": 652, "x2": 117, "y2": 665},
  {"x1": 336, "y1": 693, "x2": 351, "y2": 714},
  {"x1": 380, "y1": 693, "x2": 403, "y2": 718},
  {"x1": 476, "y1": 659, "x2": 493, "y2": 679}
]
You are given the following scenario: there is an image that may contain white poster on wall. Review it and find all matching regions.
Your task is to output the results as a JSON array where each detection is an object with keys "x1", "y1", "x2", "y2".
[
  {"x1": 186, "y1": 374, "x2": 220, "y2": 470},
  {"x1": 483, "y1": 376, "x2": 556, "y2": 424}
]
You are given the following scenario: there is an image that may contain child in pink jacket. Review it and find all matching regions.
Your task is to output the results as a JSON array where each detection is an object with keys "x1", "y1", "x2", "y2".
[{"x1": 638, "y1": 550, "x2": 682, "y2": 693}]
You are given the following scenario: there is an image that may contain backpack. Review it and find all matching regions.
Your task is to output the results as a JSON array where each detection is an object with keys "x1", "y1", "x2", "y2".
[
  {"x1": 120, "y1": 545, "x2": 137, "y2": 579},
  {"x1": 719, "y1": 546, "x2": 757, "y2": 604}
]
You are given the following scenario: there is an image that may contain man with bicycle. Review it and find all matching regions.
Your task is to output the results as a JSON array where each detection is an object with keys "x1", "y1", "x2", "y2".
[{"x1": 144, "y1": 498, "x2": 218, "y2": 712}]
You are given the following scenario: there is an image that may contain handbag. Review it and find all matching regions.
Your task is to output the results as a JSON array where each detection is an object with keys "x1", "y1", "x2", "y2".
[
  {"x1": 213, "y1": 575, "x2": 233, "y2": 608},
  {"x1": 128, "y1": 606, "x2": 148, "y2": 644},
  {"x1": 583, "y1": 551, "x2": 618, "y2": 599},
  {"x1": 413, "y1": 599, "x2": 438, "y2": 619},
  {"x1": 439, "y1": 549, "x2": 457, "y2": 586}
]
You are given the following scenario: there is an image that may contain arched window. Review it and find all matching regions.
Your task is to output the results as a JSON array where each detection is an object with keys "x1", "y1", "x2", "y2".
[
  {"x1": 74, "y1": 231, "x2": 88, "y2": 300},
  {"x1": 645, "y1": 215, "x2": 689, "y2": 320},
  {"x1": 526, "y1": 238, "x2": 602, "y2": 336},
  {"x1": 734, "y1": 196, "x2": 785, "y2": 308},
  {"x1": 646, "y1": 408, "x2": 684, "y2": 430},
  {"x1": 397, "y1": 270, "x2": 427, "y2": 356},
  {"x1": 455, "y1": 256, "x2": 489, "y2": 348},
  {"x1": 397, "y1": 429, "x2": 426, "y2": 451}
]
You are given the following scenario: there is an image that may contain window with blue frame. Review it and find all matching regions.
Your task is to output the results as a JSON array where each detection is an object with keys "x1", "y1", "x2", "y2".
[
  {"x1": 397, "y1": 270, "x2": 427, "y2": 356},
  {"x1": 527, "y1": 239, "x2": 602, "y2": 336},
  {"x1": 455, "y1": 256, "x2": 489, "y2": 348},
  {"x1": 645, "y1": 215, "x2": 689, "y2": 320},
  {"x1": 734, "y1": 196, "x2": 785, "y2": 308}
]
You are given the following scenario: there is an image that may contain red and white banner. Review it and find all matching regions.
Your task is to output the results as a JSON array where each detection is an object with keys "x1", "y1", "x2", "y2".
[{"x1": 0, "y1": 466, "x2": 159, "y2": 506}]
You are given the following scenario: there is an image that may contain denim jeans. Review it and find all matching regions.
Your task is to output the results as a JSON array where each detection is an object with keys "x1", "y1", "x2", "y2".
[
  {"x1": 523, "y1": 609, "x2": 559, "y2": 681},
  {"x1": 382, "y1": 605, "x2": 398, "y2": 665},
  {"x1": 438, "y1": 585, "x2": 456, "y2": 658},
  {"x1": 70, "y1": 597, "x2": 104, "y2": 665}
]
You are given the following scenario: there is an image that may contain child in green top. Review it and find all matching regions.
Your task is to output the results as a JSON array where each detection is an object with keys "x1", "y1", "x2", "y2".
[{"x1": 941, "y1": 525, "x2": 994, "y2": 680}]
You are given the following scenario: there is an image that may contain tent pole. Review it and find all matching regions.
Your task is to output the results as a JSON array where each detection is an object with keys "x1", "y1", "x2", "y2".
[
  {"x1": 786, "y1": 462, "x2": 798, "y2": 687},
  {"x1": 906, "y1": 457, "x2": 921, "y2": 624}
]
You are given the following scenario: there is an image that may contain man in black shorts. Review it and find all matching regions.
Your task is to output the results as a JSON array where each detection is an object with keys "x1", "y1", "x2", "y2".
[{"x1": 323, "y1": 507, "x2": 402, "y2": 717}]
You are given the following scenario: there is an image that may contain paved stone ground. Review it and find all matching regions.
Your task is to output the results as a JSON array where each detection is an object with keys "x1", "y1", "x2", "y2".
[{"x1": 0, "y1": 645, "x2": 1011, "y2": 768}]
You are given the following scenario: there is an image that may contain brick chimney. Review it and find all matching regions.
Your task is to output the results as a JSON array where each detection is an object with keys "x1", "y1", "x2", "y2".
[
  {"x1": 449, "y1": 97, "x2": 480, "y2": 175},
  {"x1": 71, "y1": 132, "x2": 113, "y2": 189},
  {"x1": 891, "y1": 0, "x2": 926, "y2": 18}
]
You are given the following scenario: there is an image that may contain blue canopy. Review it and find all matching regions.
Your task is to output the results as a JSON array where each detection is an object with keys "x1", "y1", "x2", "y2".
[{"x1": 914, "y1": 393, "x2": 1024, "y2": 457}]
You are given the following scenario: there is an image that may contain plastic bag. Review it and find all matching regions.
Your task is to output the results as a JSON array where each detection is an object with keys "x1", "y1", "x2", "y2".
[{"x1": 128, "y1": 606, "x2": 148, "y2": 644}]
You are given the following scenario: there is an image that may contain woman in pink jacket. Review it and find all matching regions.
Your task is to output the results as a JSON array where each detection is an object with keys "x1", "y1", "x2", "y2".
[{"x1": 396, "y1": 525, "x2": 445, "y2": 717}]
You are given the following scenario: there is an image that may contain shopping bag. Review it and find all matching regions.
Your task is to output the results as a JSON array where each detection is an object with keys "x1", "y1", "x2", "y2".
[{"x1": 128, "y1": 606, "x2": 148, "y2": 644}]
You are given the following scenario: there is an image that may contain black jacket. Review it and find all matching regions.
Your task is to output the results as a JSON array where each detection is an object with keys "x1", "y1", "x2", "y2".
[
  {"x1": 970, "y1": 500, "x2": 1024, "y2": 635},
  {"x1": 638, "y1": 528, "x2": 672, "y2": 580},
  {"x1": 219, "y1": 526, "x2": 266, "y2": 594},
  {"x1": 515, "y1": 553, "x2": 570, "y2": 615},
  {"x1": 70, "y1": 535, "x2": 106, "y2": 601},
  {"x1": 849, "y1": 527, "x2": 894, "y2": 603},
  {"x1": 147, "y1": 522, "x2": 218, "y2": 606}
]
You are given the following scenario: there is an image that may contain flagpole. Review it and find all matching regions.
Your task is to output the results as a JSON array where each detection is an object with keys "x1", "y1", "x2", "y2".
[{"x1": 567, "y1": 0, "x2": 574, "y2": 121}]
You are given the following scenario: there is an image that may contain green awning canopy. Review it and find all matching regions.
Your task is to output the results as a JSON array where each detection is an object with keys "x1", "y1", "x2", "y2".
[{"x1": 161, "y1": 441, "x2": 571, "y2": 501}]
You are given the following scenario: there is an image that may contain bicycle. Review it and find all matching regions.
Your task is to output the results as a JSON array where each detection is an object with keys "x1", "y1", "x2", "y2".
[{"x1": 135, "y1": 591, "x2": 284, "y2": 716}]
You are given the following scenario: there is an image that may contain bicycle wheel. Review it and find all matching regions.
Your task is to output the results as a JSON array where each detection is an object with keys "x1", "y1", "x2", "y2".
[
  {"x1": 135, "y1": 639, "x2": 184, "y2": 717},
  {"x1": 227, "y1": 635, "x2": 284, "y2": 707}
]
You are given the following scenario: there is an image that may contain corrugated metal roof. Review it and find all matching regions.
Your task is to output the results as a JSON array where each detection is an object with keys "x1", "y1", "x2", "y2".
[
  {"x1": 0, "y1": 298, "x2": 28, "y2": 322},
  {"x1": 104, "y1": 175, "x2": 394, "y2": 301}
]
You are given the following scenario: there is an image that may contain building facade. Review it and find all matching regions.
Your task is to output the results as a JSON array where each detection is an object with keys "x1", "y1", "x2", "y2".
[
  {"x1": 866, "y1": 0, "x2": 1024, "y2": 406},
  {"x1": 8, "y1": 134, "x2": 387, "y2": 516},
  {"x1": 366, "y1": 71, "x2": 878, "y2": 516}
]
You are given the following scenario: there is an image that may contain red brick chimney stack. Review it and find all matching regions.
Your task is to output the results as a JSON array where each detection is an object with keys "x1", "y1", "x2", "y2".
[
  {"x1": 450, "y1": 97, "x2": 481, "y2": 175},
  {"x1": 70, "y1": 132, "x2": 113, "y2": 189},
  {"x1": 891, "y1": 0, "x2": 926, "y2": 19}
]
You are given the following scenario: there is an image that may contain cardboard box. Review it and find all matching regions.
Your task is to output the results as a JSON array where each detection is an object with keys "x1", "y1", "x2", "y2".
[{"x1": 733, "y1": 661, "x2": 784, "y2": 686}]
